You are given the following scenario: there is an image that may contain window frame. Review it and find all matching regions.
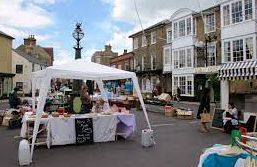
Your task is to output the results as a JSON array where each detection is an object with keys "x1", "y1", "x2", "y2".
[
  {"x1": 133, "y1": 37, "x2": 138, "y2": 50},
  {"x1": 164, "y1": 47, "x2": 171, "y2": 65},
  {"x1": 223, "y1": 5, "x2": 230, "y2": 26},
  {"x1": 179, "y1": 20, "x2": 186, "y2": 37},
  {"x1": 151, "y1": 53, "x2": 157, "y2": 70},
  {"x1": 16, "y1": 82, "x2": 23, "y2": 91},
  {"x1": 151, "y1": 31, "x2": 157, "y2": 44},
  {"x1": 245, "y1": 0, "x2": 253, "y2": 20},
  {"x1": 231, "y1": 1, "x2": 243, "y2": 24},
  {"x1": 205, "y1": 13, "x2": 215, "y2": 33},
  {"x1": 173, "y1": 75, "x2": 194, "y2": 96},
  {"x1": 207, "y1": 42, "x2": 216, "y2": 66},
  {"x1": 16, "y1": 64, "x2": 23, "y2": 74},
  {"x1": 166, "y1": 28, "x2": 172, "y2": 43},
  {"x1": 142, "y1": 35, "x2": 147, "y2": 47}
]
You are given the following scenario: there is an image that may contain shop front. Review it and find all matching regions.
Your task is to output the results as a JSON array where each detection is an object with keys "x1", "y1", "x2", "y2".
[{"x1": 219, "y1": 60, "x2": 257, "y2": 116}]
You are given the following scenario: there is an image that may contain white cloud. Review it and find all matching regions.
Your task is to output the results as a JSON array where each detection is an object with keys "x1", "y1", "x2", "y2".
[
  {"x1": 0, "y1": 0, "x2": 53, "y2": 29},
  {"x1": 112, "y1": 0, "x2": 217, "y2": 25}
]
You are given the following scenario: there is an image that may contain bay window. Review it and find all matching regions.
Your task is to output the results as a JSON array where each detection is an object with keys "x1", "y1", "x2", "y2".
[
  {"x1": 187, "y1": 76, "x2": 193, "y2": 95},
  {"x1": 179, "y1": 76, "x2": 186, "y2": 94},
  {"x1": 173, "y1": 48, "x2": 193, "y2": 69}
]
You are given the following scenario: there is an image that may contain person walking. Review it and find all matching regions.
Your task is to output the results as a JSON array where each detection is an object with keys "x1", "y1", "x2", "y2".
[
  {"x1": 197, "y1": 88, "x2": 211, "y2": 133},
  {"x1": 9, "y1": 87, "x2": 20, "y2": 109}
]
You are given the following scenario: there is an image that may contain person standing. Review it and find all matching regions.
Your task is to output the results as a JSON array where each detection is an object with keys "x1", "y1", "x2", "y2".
[
  {"x1": 197, "y1": 88, "x2": 210, "y2": 132},
  {"x1": 80, "y1": 84, "x2": 92, "y2": 113},
  {"x1": 9, "y1": 87, "x2": 20, "y2": 109}
]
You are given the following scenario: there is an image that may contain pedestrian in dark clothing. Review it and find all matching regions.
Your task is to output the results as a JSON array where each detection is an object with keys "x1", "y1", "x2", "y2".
[
  {"x1": 197, "y1": 88, "x2": 210, "y2": 132},
  {"x1": 9, "y1": 87, "x2": 20, "y2": 109}
]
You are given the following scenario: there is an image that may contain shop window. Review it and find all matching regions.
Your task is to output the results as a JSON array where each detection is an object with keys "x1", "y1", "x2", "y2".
[{"x1": 16, "y1": 65, "x2": 23, "y2": 74}]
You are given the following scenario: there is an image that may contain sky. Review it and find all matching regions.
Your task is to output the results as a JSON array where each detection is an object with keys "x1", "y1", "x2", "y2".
[{"x1": 0, "y1": 0, "x2": 219, "y2": 65}]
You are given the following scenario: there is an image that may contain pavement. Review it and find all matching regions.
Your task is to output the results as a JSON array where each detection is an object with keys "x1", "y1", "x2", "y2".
[{"x1": 0, "y1": 103, "x2": 230, "y2": 167}]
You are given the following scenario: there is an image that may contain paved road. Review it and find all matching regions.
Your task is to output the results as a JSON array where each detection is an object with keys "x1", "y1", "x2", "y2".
[{"x1": 0, "y1": 108, "x2": 229, "y2": 167}]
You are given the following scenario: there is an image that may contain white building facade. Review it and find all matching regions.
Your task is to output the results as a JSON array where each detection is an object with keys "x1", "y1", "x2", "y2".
[
  {"x1": 12, "y1": 50, "x2": 47, "y2": 95},
  {"x1": 169, "y1": 8, "x2": 196, "y2": 97},
  {"x1": 219, "y1": 0, "x2": 257, "y2": 113}
]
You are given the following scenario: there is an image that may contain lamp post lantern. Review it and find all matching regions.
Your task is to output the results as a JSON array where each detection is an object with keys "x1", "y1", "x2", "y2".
[
  {"x1": 72, "y1": 23, "x2": 84, "y2": 92},
  {"x1": 72, "y1": 23, "x2": 84, "y2": 59}
]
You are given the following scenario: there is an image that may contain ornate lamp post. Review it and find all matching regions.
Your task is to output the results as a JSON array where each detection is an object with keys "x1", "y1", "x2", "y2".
[
  {"x1": 72, "y1": 23, "x2": 84, "y2": 92},
  {"x1": 72, "y1": 23, "x2": 84, "y2": 59}
]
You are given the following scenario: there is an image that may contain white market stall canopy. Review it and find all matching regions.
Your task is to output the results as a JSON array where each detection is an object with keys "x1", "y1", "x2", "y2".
[{"x1": 30, "y1": 59, "x2": 152, "y2": 160}]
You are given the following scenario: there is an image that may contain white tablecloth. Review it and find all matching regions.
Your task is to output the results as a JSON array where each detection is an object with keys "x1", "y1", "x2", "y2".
[{"x1": 20, "y1": 113, "x2": 134, "y2": 148}]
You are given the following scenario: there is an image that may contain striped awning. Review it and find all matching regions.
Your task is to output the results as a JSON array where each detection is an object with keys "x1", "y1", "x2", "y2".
[{"x1": 219, "y1": 60, "x2": 257, "y2": 80}]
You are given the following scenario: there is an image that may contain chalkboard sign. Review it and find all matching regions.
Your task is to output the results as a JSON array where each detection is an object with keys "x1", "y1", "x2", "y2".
[
  {"x1": 75, "y1": 118, "x2": 94, "y2": 144},
  {"x1": 211, "y1": 108, "x2": 225, "y2": 130}
]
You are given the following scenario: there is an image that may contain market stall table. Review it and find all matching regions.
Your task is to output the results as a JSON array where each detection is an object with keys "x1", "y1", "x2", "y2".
[{"x1": 20, "y1": 112, "x2": 136, "y2": 148}]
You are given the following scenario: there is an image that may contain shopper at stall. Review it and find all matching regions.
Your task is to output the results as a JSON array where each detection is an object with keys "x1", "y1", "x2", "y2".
[
  {"x1": 9, "y1": 87, "x2": 20, "y2": 109},
  {"x1": 223, "y1": 102, "x2": 238, "y2": 134},
  {"x1": 197, "y1": 88, "x2": 211, "y2": 133},
  {"x1": 92, "y1": 99, "x2": 108, "y2": 113},
  {"x1": 80, "y1": 84, "x2": 92, "y2": 113}
]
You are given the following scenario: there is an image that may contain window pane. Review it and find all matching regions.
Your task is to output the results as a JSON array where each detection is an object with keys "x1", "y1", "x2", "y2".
[
  {"x1": 232, "y1": 1, "x2": 243, "y2": 24},
  {"x1": 224, "y1": 42, "x2": 231, "y2": 62},
  {"x1": 151, "y1": 31, "x2": 157, "y2": 44},
  {"x1": 187, "y1": 76, "x2": 192, "y2": 95},
  {"x1": 223, "y1": 5, "x2": 230, "y2": 26},
  {"x1": 186, "y1": 48, "x2": 192, "y2": 67},
  {"x1": 245, "y1": 37, "x2": 253, "y2": 59},
  {"x1": 174, "y1": 22, "x2": 178, "y2": 38},
  {"x1": 207, "y1": 43, "x2": 216, "y2": 66},
  {"x1": 179, "y1": 50, "x2": 186, "y2": 68},
  {"x1": 245, "y1": 0, "x2": 253, "y2": 20},
  {"x1": 133, "y1": 38, "x2": 138, "y2": 49},
  {"x1": 179, "y1": 76, "x2": 186, "y2": 94},
  {"x1": 142, "y1": 35, "x2": 147, "y2": 46},
  {"x1": 179, "y1": 20, "x2": 185, "y2": 37},
  {"x1": 233, "y1": 39, "x2": 244, "y2": 62},
  {"x1": 186, "y1": 18, "x2": 191, "y2": 35},
  {"x1": 164, "y1": 48, "x2": 171, "y2": 64},
  {"x1": 174, "y1": 51, "x2": 179, "y2": 69},
  {"x1": 205, "y1": 13, "x2": 215, "y2": 32},
  {"x1": 16, "y1": 65, "x2": 23, "y2": 74}
]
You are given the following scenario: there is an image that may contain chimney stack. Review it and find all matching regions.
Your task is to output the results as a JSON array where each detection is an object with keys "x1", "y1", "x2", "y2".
[
  {"x1": 24, "y1": 35, "x2": 36, "y2": 46},
  {"x1": 105, "y1": 44, "x2": 112, "y2": 52},
  {"x1": 123, "y1": 49, "x2": 127, "y2": 54}
]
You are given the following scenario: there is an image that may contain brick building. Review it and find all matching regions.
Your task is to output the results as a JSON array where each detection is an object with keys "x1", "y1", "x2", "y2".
[
  {"x1": 91, "y1": 45, "x2": 118, "y2": 66},
  {"x1": 193, "y1": 5, "x2": 221, "y2": 102},
  {"x1": 110, "y1": 50, "x2": 134, "y2": 71},
  {"x1": 129, "y1": 20, "x2": 168, "y2": 94}
]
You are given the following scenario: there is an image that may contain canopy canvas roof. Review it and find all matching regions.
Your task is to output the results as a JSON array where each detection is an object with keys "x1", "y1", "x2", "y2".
[{"x1": 30, "y1": 59, "x2": 151, "y2": 161}]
